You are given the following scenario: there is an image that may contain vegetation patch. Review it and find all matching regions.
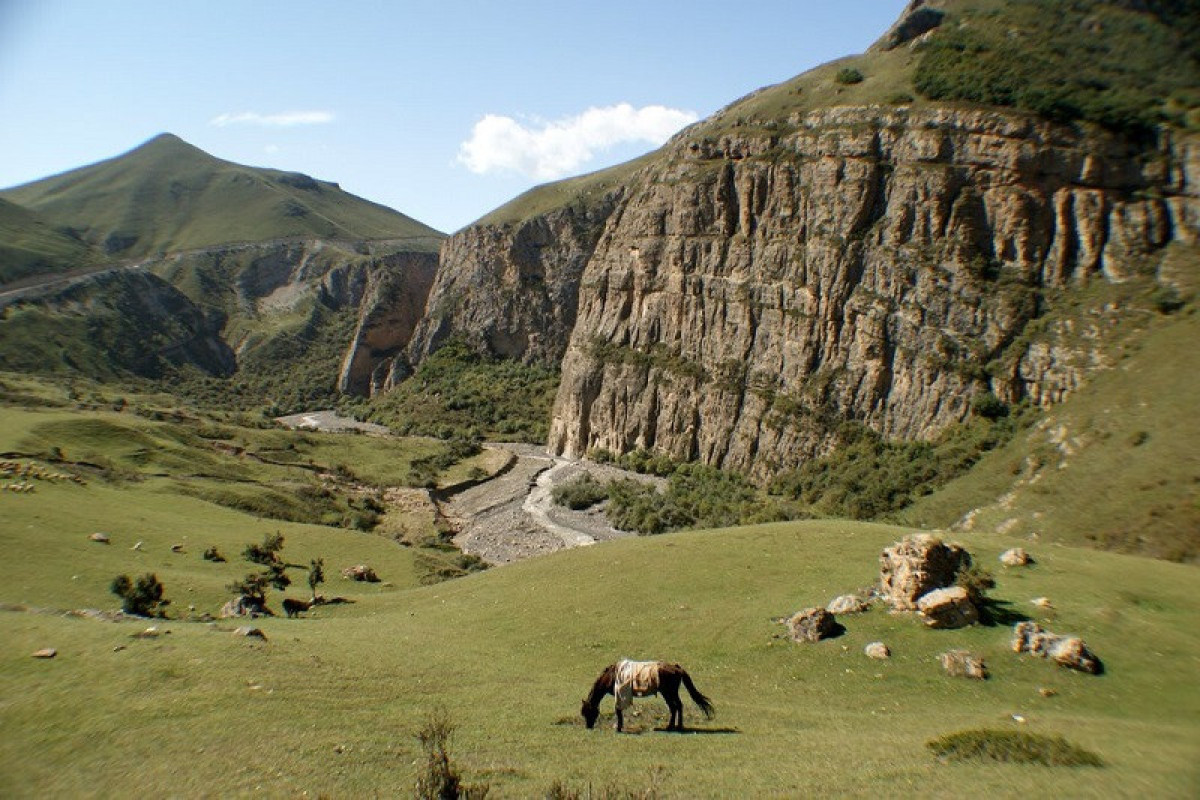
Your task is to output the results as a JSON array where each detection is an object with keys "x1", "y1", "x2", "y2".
[
  {"x1": 927, "y1": 729, "x2": 1103, "y2": 767},
  {"x1": 363, "y1": 338, "x2": 559, "y2": 443},
  {"x1": 913, "y1": 1, "x2": 1199, "y2": 135}
]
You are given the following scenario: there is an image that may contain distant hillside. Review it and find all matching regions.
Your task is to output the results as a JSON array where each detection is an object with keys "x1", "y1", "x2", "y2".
[
  {"x1": 1, "y1": 133, "x2": 443, "y2": 261},
  {"x1": 0, "y1": 198, "x2": 110, "y2": 285}
]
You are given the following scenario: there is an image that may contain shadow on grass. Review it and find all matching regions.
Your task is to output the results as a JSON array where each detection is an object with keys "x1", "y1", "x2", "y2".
[
  {"x1": 978, "y1": 598, "x2": 1031, "y2": 627},
  {"x1": 651, "y1": 726, "x2": 740, "y2": 735}
]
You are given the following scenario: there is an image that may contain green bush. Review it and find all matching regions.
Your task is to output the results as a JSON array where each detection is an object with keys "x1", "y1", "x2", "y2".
[
  {"x1": 927, "y1": 729, "x2": 1103, "y2": 766},
  {"x1": 835, "y1": 67, "x2": 864, "y2": 85},
  {"x1": 551, "y1": 473, "x2": 609, "y2": 510},
  {"x1": 912, "y1": 2, "x2": 1197, "y2": 136},
  {"x1": 110, "y1": 573, "x2": 170, "y2": 617}
]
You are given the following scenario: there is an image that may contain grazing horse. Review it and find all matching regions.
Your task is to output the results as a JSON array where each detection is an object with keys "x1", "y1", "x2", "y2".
[
  {"x1": 282, "y1": 598, "x2": 311, "y2": 618},
  {"x1": 581, "y1": 659, "x2": 715, "y2": 732}
]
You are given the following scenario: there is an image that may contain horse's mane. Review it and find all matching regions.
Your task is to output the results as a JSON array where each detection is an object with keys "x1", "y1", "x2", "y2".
[{"x1": 586, "y1": 663, "x2": 617, "y2": 704}]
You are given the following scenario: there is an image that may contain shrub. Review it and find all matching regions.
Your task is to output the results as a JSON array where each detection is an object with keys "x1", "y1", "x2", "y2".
[
  {"x1": 202, "y1": 546, "x2": 226, "y2": 562},
  {"x1": 552, "y1": 474, "x2": 609, "y2": 510},
  {"x1": 927, "y1": 729, "x2": 1103, "y2": 766},
  {"x1": 1150, "y1": 285, "x2": 1186, "y2": 314},
  {"x1": 835, "y1": 67, "x2": 864, "y2": 85},
  {"x1": 110, "y1": 573, "x2": 170, "y2": 617},
  {"x1": 971, "y1": 392, "x2": 1008, "y2": 420},
  {"x1": 414, "y1": 707, "x2": 489, "y2": 799}
]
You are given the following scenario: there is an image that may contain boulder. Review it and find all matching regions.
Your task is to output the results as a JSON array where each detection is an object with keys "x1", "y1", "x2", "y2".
[
  {"x1": 864, "y1": 642, "x2": 891, "y2": 660},
  {"x1": 341, "y1": 564, "x2": 380, "y2": 582},
  {"x1": 786, "y1": 607, "x2": 839, "y2": 643},
  {"x1": 218, "y1": 595, "x2": 270, "y2": 619},
  {"x1": 940, "y1": 649, "x2": 988, "y2": 679},
  {"x1": 879, "y1": 534, "x2": 971, "y2": 611},
  {"x1": 1000, "y1": 547, "x2": 1033, "y2": 566},
  {"x1": 827, "y1": 594, "x2": 869, "y2": 615},
  {"x1": 31, "y1": 648, "x2": 57, "y2": 659},
  {"x1": 233, "y1": 626, "x2": 267, "y2": 640},
  {"x1": 1012, "y1": 622, "x2": 1102, "y2": 674},
  {"x1": 917, "y1": 586, "x2": 979, "y2": 629},
  {"x1": 88, "y1": 532, "x2": 111, "y2": 544}
]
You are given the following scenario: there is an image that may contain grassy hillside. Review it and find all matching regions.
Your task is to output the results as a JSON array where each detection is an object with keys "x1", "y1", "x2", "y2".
[
  {"x1": 902, "y1": 289, "x2": 1200, "y2": 561},
  {"x1": 1, "y1": 134, "x2": 444, "y2": 260},
  {"x1": 0, "y1": 198, "x2": 110, "y2": 285},
  {"x1": 1, "y1": 502, "x2": 1196, "y2": 796}
]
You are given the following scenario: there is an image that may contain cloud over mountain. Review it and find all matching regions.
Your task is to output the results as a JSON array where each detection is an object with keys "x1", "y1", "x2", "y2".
[
  {"x1": 209, "y1": 110, "x2": 335, "y2": 127},
  {"x1": 458, "y1": 103, "x2": 697, "y2": 180}
]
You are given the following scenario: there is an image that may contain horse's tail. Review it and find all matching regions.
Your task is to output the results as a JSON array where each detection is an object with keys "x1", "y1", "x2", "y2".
[{"x1": 680, "y1": 669, "x2": 715, "y2": 719}]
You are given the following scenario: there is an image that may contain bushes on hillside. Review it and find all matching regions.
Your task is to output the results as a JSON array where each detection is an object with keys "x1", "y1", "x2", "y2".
[
  {"x1": 551, "y1": 473, "x2": 609, "y2": 510},
  {"x1": 110, "y1": 573, "x2": 170, "y2": 617}
]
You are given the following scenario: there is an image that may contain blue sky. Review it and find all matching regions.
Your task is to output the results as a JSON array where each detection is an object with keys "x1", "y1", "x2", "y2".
[{"x1": 0, "y1": 1, "x2": 907, "y2": 233}]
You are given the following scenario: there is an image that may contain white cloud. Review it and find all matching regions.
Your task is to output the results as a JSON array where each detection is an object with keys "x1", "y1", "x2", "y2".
[
  {"x1": 209, "y1": 110, "x2": 335, "y2": 128},
  {"x1": 457, "y1": 103, "x2": 698, "y2": 180}
]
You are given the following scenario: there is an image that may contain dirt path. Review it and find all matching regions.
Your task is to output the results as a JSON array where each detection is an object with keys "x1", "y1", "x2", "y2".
[
  {"x1": 442, "y1": 443, "x2": 651, "y2": 565},
  {"x1": 273, "y1": 411, "x2": 648, "y2": 565}
]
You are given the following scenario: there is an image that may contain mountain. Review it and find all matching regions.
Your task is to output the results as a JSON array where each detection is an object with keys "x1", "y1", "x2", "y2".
[
  {"x1": 1, "y1": 133, "x2": 441, "y2": 260},
  {"x1": 0, "y1": 135, "x2": 444, "y2": 400},
  {"x1": 391, "y1": 0, "x2": 1199, "y2": 557},
  {"x1": 0, "y1": 197, "x2": 110, "y2": 286}
]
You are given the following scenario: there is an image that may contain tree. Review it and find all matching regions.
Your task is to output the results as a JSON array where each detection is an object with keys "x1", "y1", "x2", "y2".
[
  {"x1": 228, "y1": 532, "x2": 292, "y2": 611},
  {"x1": 111, "y1": 573, "x2": 170, "y2": 617},
  {"x1": 308, "y1": 557, "x2": 325, "y2": 601}
]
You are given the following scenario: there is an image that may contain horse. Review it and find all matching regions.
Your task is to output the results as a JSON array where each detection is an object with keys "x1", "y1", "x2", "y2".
[
  {"x1": 282, "y1": 598, "x2": 311, "y2": 618},
  {"x1": 581, "y1": 659, "x2": 715, "y2": 732}
]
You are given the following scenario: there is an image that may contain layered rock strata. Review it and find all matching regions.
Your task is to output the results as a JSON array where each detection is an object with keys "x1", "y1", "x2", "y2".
[{"x1": 545, "y1": 107, "x2": 1197, "y2": 475}]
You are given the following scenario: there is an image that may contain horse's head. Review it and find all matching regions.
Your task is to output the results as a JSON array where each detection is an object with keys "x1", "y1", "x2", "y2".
[{"x1": 580, "y1": 698, "x2": 599, "y2": 729}]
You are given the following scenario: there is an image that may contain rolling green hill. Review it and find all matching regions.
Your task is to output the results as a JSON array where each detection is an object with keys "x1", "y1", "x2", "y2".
[
  {"x1": 0, "y1": 198, "x2": 110, "y2": 285},
  {"x1": 1, "y1": 133, "x2": 444, "y2": 261}
]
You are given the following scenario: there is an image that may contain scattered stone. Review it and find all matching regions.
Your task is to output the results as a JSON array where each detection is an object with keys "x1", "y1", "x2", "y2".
[
  {"x1": 879, "y1": 534, "x2": 971, "y2": 611},
  {"x1": 219, "y1": 595, "x2": 270, "y2": 618},
  {"x1": 1012, "y1": 622, "x2": 1102, "y2": 674},
  {"x1": 88, "y1": 532, "x2": 111, "y2": 544},
  {"x1": 113, "y1": 645, "x2": 126, "y2": 652},
  {"x1": 131, "y1": 541, "x2": 144, "y2": 551},
  {"x1": 1031, "y1": 597, "x2": 1054, "y2": 610},
  {"x1": 785, "y1": 607, "x2": 839, "y2": 643},
  {"x1": 827, "y1": 594, "x2": 869, "y2": 615},
  {"x1": 1000, "y1": 547, "x2": 1033, "y2": 566},
  {"x1": 917, "y1": 585, "x2": 980, "y2": 629},
  {"x1": 170, "y1": 544, "x2": 185, "y2": 553},
  {"x1": 233, "y1": 626, "x2": 267, "y2": 640},
  {"x1": 131, "y1": 626, "x2": 167, "y2": 639},
  {"x1": 1038, "y1": 687, "x2": 1057, "y2": 698},
  {"x1": 32, "y1": 648, "x2": 57, "y2": 659},
  {"x1": 864, "y1": 641, "x2": 891, "y2": 660},
  {"x1": 341, "y1": 564, "x2": 380, "y2": 583},
  {"x1": 940, "y1": 649, "x2": 988, "y2": 679}
]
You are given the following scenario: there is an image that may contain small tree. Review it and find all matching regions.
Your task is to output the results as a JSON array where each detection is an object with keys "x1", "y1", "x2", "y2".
[
  {"x1": 229, "y1": 533, "x2": 291, "y2": 611},
  {"x1": 111, "y1": 573, "x2": 170, "y2": 617},
  {"x1": 308, "y1": 557, "x2": 325, "y2": 601}
]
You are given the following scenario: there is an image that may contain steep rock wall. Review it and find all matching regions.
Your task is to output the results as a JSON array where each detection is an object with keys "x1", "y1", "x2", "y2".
[
  {"x1": 403, "y1": 191, "x2": 626, "y2": 374},
  {"x1": 546, "y1": 107, "x2": 1198, "y2": 476}
]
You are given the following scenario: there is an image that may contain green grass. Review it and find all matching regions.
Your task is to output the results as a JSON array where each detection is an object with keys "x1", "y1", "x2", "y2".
[
  {"x1": 361, "y1": 338, "x2": 560, "y2": 442},
  {"x1": 0, "y1": 198, "x2": 110, "y2": 286},
  {"x1": 927, "y1": 729, "x2": 1103, "y2": 766},
  {"x1": 2, "y1": 134, "x2": 444, "y2": 260},
  {"x1": 903, "y1": 301, "x2": 1200, "y2": 562},
  {"x1": 1, "y1": 515, "x2": 1197, "y2": 797}
]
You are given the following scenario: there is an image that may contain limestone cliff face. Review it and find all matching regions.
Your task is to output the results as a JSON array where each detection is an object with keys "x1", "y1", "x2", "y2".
[
  {"x1": 404, "y1": 191, "x2": 625, "y2": 372},
  {"x1": 544, "y1": 107, "x2": 1198, "y2": 476}
]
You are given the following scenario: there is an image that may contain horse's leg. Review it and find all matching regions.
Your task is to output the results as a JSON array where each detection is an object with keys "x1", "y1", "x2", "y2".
[
  {"x1": 615, "y1": 706, "x2": 624, "y2": 732},
  {"x1": 664, "y1": 686, "x2": 681, "y2": 731}
]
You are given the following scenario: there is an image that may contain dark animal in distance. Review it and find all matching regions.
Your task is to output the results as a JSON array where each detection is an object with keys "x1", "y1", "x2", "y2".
[
  {"x1": 282, "y1": 598, "x2": 312, "y2": 618},
  {"x1": 581, "y1": 659, "x2": 715, "y2": 732}
]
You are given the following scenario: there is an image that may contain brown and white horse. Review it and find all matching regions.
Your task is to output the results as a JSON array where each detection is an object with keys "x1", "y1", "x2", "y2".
[{"x1": 581, "y1": 659, "x2": 715, "y2": 732}]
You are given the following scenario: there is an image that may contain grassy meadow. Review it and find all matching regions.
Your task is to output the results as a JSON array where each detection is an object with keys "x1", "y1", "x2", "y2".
[{"x1": 2, "y1": 403, "x2": 1198, "y2": 798}]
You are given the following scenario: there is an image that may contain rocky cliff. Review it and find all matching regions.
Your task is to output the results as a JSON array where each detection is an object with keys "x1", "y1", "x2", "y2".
[
  {"x1": 401, "y1": 184, "x2": 629, "y2": 376},
  {"x1": 544, "y1": 107, "x2": 1196, "y2": 475}
]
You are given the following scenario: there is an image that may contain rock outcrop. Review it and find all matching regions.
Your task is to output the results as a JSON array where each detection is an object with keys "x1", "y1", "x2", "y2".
[
  {"x1": 879, "y1": 534, "x2": 971, "y2": 611},
  {"x1": 404, "y1": 189, "x2": 627, "y2": 372},
  {"x1": 1012, "y1": 621, "x2": 1102, "y2": 674},
  {"x1": 940, "y1": 649, "x2": 988, "y2": 679},
  {"x1": 785, "y1": 607, "x2": 839, "y2": 642},
  {"x1": 543, "y1": 108, "x2": 1197, "y2": 476},
  {"x1": 917, "y1": 585, "x2": 979, "y2": 629}
]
